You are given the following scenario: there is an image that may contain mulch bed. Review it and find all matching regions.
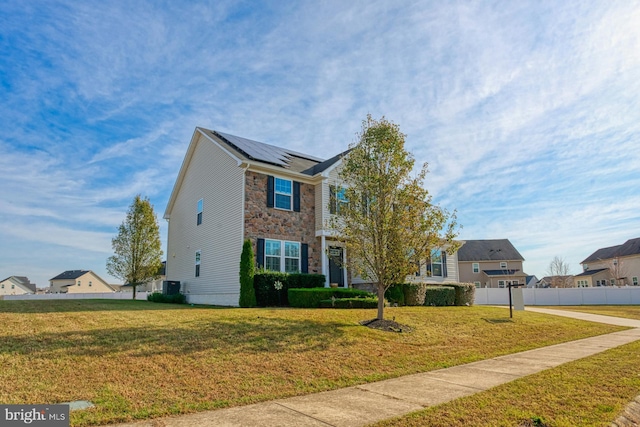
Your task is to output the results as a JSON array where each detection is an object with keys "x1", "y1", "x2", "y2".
[{"x1": 360, "y1": 318, "x2": 413, "y2": 333}]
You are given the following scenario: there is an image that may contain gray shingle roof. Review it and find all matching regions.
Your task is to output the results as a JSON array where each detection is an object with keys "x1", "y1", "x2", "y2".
[
  {"x1": 575, "y1": 268, "x2": 607, "y2": 277},
  {"x1": 50, "y1": 270, "x2": 90, "y2": 281},
  {"x1": 483, "y1": 269, "x2": 523, "y2": 276},
  {"x1": 458, "y1": 239, "x2": 524, "y2": 262},
  {"x1": 582, "y1": 237, "x2": 640, "y2": 264}
]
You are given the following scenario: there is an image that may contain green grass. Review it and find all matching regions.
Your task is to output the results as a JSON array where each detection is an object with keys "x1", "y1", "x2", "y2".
[
  {"x1": 372, "y1": 340, "x2": 640, "y2": 427},
  {"x1": 0, "y1": 300, "x2": 626, "y2": 426}
]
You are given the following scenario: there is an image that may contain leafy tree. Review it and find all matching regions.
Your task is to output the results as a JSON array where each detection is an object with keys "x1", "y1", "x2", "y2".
[
  {"x1": 107, "y1": 195, "x2": 163, "y2": 299},
  {"x1": 239, "y1": 239, "x2": 257, "y2": 307},
  {"x1": 332, "y1": 115, "x2": 459, "y2": 320}
]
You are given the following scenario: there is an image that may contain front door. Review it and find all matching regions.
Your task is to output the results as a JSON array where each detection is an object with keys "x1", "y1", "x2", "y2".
[{"x1": 328, "y1": 246, "x2": 345, "y2": 287}]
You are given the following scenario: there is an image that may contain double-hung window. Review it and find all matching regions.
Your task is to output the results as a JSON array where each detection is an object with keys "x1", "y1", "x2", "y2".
[
  {"x1": 472, "y1": 263, "x2": 479, "y2": 273},
  {"x1": 264, "y1": 239, "x2": 300, "y2": 273},
  {"x1": 275, "y1": 178, "x2": 292, "y2": 210},
  {"x1": 430, "y1": 249, "x2": 443, "y2": 277},
  {"x1": 500, "y1": 262, "x2": 507, "y2": 269},
  {"x1": 197, "y1": 199, "x2": 203, "y2": 225},
  {"x1": 195, "y1": 250, "x2": 201, "y2": 277},
  {"x1": 633, "y1": 277, "x2": 638, "y2": 286},
  {"x1": 329, "y1": 185, "x2": 348, "y2": 215}
]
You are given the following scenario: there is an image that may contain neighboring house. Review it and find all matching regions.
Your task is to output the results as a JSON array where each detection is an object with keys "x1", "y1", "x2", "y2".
[
  {"x1": 457, "y1": 239, "x2": 527, "y2": 288},
  {"x1": 579, "y1": 237, "x2": 640, "y2": 287},
  {"x1": 525, "y1": 275, "x2": 539, "y2": 288},
  {"x1": 0, "y1": 276, "x2": 36, "y2": 295},
  {"x1": 49, "y1": 270, "x2": 115, "y2": 293},
  {"x1": 164, "y1": 127, "x2": 460, "y2": 306},
  {"x1": 119, "y1": 261, "x2": 166, "y2": 293},
  {"x1": 539, "y1": 275, "x2": 575, "y2": 288}
]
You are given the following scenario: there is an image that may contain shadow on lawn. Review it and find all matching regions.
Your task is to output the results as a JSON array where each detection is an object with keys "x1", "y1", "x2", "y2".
[
  {"x1": 0, "y1": 317, "x2": 347, "y2": 357},
  {"x1": 0, "y1": 299, "x2": 209, "y2": 314}
]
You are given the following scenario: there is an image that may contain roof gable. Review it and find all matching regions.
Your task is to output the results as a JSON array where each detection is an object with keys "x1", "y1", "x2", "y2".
[
  {"x1": 581, "y1": 237, "x2": 640, "y2": 264},
  {"x1": 1, "y1": 276, "x2": 36, "y2": 292},
  {"x1": 457, "y1": 239, "x2": 524, "y2": 262}
]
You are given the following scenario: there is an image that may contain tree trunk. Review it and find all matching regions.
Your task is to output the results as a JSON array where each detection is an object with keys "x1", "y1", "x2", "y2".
[
  {"x1": 132, "y1": 284, "x2": 136, "y2": 300},
  {"x1": 377, "y1": 284, "x2": 385, "y2": 320}
]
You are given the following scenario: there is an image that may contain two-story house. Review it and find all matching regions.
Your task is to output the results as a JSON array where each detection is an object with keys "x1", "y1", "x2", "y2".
[
  {"x1": 577, "y1": 237, "x2": 640, "y2": 287},
  {"x1": 164, "y1": 127, "x2": 460, "y2": 306},
  {"x1": 0, "y1": 276, "x2": 36, "y2": 295},
  {"x1": 49, "y1": 270, "x2": 115, "y2": 293},
  {"x1": 457, "y1": 239, "x2": 527, "y2": 288}
]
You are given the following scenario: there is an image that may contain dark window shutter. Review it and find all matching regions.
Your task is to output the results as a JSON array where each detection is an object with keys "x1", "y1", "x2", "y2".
[
  {"x1": 293, "y1": 181, "x2": 301, "y2": 212},
  {"x1": 442, "y1": 251, "x2": 448, "y2": 277},
  {"x1": 256, "y1": 238, "x2": 265, "y2": 268},
  {"x1": 329, "y1": 185, "x2": 336, "y2": 214},
  {"x1": 267, "y1": 176, "x2": 274, "y2": 208},
  {"x1": 301, "y1": 243, "x2": 308, "y2": 273}
]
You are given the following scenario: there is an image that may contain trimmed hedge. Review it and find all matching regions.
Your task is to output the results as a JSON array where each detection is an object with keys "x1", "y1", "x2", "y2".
[
  {"x1": 147, "y1": 292, "x2": 186, "y2": 304},
  {"x1": 288, "y1": 288, "x2": 374, "y2": 308},
  {"x1": 445, "y1": 282, "x2": 475, "y2": 306},
  {"x1": 319, "y1": 297, "x2": 378, "y2": 308},
  {"x1": 403, "y1": 283, "x2": 427, "y2": 306},
  {"x1": 385, "y1": 285, "x2": 405, "y2": 306},
  {"x1": 424, "y1": 286, "x2": 455, "y2": 306},
  {"x1": 253, "y1": 272, "x2": 326, "y2": 307}
]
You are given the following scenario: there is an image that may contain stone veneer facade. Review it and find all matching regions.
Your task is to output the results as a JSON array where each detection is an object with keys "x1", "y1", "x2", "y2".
[{"x1": 244, "y1": 170, "x2": 321, "y2": 274}]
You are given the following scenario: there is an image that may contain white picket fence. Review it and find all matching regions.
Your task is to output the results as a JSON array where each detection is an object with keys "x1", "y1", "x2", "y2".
[
  {"x1": 2, "y1": 292, "x2": 150, "y2": 301},
  {"x1": 475, "y1": 287, "x2": 640, "y2": 306}
]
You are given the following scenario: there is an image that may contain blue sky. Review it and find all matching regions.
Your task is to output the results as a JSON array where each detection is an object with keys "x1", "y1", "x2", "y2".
[{"x1": 1, "y1": 1, "x2": 639, "y2": 288}]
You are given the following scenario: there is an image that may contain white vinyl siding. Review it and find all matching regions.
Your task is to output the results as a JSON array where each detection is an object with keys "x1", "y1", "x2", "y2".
[{"x1": 165, "y1": 132, "x2": 245, "y2": 300}]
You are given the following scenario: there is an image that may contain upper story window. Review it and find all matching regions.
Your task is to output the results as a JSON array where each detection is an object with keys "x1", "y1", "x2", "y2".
[
  {"x1": 89, "y1": 281, "x2": 92, "y2": 287},
  {"x1": 1, "y1": 284, "x2": 4, "y2": 289},
  {"x1": 197, "y1": 199, "x2": 203, "y2": 225},
  {"x1": 633, "y1": 277, "x2": 638, "y2": 286},
  {"x1": 77, "y1": 281, "x2": 81, "y2": 286},
  {"x1": 472, "y1": 263, "x2": 479, "y2": 273},
  {"x1": 500, "y1": 262, "x2": 507, "y2": 269},
  {"x1": 267, "y1": 176, "x2": 301, "y2": 212},
  {"x1": 195, "y1": 250, "x2": 201, "y2": 277},
  {"x1": 275, "y1": 178, "x2": 292, "y2": 210},
  {"x1": 329, "y1": 185, "x2": 348, "y2": 215},
  {"x1": 583, "y1": 264, "x2": 589, "y2": 271}
]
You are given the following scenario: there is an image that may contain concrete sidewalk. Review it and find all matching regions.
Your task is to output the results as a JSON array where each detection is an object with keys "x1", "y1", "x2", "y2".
[{"x1": 112, "y1": 308, "x2": 640, "y2": 427}]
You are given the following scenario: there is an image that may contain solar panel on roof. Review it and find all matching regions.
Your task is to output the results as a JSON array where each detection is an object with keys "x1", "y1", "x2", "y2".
[{"x1": 214, "y1": 130, "x2": 324, "y2": 167}]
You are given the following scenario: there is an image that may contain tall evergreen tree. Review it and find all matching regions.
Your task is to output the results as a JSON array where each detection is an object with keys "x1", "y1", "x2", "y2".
[{"x1": 239, "y1": 239, "x2": 257, "y2": 307}]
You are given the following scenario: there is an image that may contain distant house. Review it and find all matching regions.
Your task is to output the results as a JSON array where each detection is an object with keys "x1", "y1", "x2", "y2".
[
  {"x1": 49, "y1": 270, "x2": 115, "y2": 293},
  {"x1": 458, "y1": 239, "x2": 527, "y2": 288},
  {"x1": 0, "y1": 276, "x2": 36, "y2": 295},
  {"x1": 164, "y1": 127, "x2": 460, "y2": 306},
  {"x1": 525, "y1": 275, "x2": 539, "y2": 288},
  {"x1": 119, "y1": 262, "x2": 166, "y2": 293},
  {"x1": 539, "y1": 275, "x2": 575, "y2": 288},
  {"x1": 579, "y1": 237, "x2": 640, "y2": 287}
]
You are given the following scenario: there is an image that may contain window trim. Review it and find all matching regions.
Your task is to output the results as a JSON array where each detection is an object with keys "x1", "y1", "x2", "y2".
[
  {"x1": 264, "y1": 239, "x2": 301, "y2": 273},
  {"x1": 195, "y1": 250, "x2": 201, "y2": 277},
  {"x1": 472, "y1": 263, "x2": 479, "y2": 273},
  {"x1": 430, "y1": 249, "x2": 443, "y2": 277},
  {"x1": 498, "y1": 280, "x2": 505, "y2": 288},
  {"x1": 474, "y1": 281, "x2": 481, "y2": 288},
  {"x1": 500, "y1": 262, "x2": 507, "y2": 269},
  {"x1": 274, "y1": 177, "x2": 293, "y2": 210},
  {"x1": 197, "y1": 198, "x2": 203, "y2": 225},
  {"x1": 633, "y1": 277, "x2": 638, "y2": 286}
]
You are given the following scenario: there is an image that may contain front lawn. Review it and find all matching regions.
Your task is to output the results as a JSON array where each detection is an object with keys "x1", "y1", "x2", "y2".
[{"x1": 0, "y1": 300, "x2": 625, "y2": 426}]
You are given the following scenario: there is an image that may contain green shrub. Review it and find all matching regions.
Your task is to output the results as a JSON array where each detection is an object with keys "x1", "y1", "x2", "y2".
[
  {"x1": 287, "y1": 273, "x2": 326, "y2": 289},
  {"x1": 424, "y1": 286, "x2": 455, "y2": 306},
  {"x1": 385, "y1": 284, "x2": 405, "y2": 306},
  {"x1": 288, "y1": 288, "x2": 374, "y2": 308},
  {"x1": 254, "y1": 271, "x2": 289, "y2": 306},
  {"x1": 253, "y1": 272, "x2": 327, "y2": 306},
  {"x1": 403, "y1": 283, "x2": 427, "y2": 306},
  {"x1": 239, "y1": 240, "x2": 257, "y2": 307},
  {"x1": 147, "y1": 292, "x2": 186, "y2": 304},
  {"x1": 319, "y1": 297, "x2": 378, "y2": 308},
  {"x1": 442, "y1": 283, "x2": 476, "y2": 306}
]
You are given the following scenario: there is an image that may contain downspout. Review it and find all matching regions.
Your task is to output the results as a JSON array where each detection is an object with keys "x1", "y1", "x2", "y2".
[{"x1": 322, "y1": 235, "x2": 328, "y2": 287}]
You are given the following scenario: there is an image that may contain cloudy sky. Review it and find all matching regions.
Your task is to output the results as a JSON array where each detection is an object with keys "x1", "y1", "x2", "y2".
[{"x1": 1, "y1": 1, "x2": 639, "y2": 288}]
